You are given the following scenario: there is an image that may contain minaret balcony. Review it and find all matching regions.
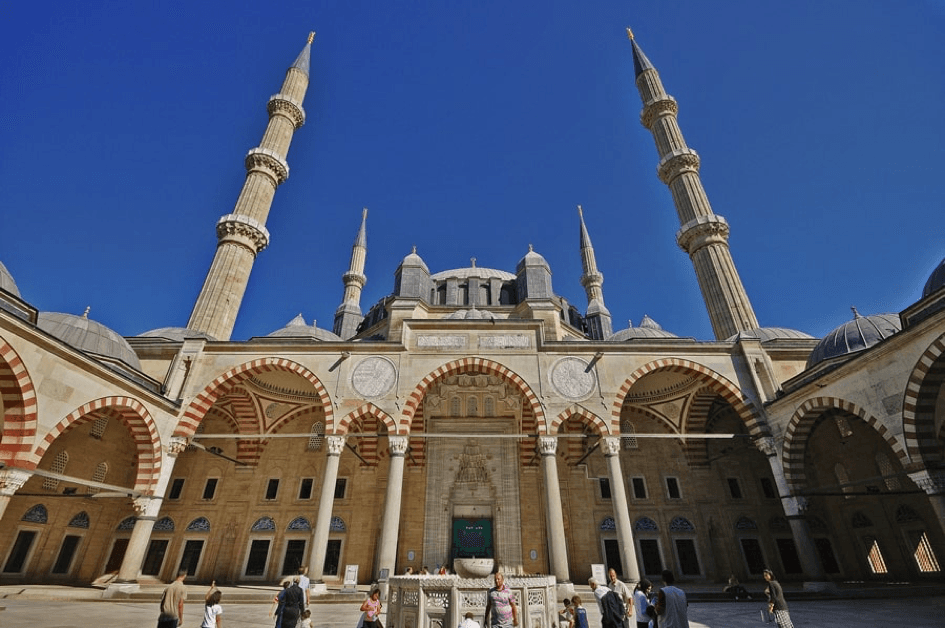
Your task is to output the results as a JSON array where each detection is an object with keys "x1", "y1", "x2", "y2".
[
  {"x1": 216, "y1": 213, "x2": 271, "y2": 254},
  {"x1": 640, "y1": 95, "x2": 678, "y2": 129},
  {"x1": 676, "y1": 215, "x2": 730, "y2": 254},
  {"x1": 657, "y1": 148, "x2": 700, "y2": 184},
  {"x1": 245, "y1": 147, "x2": 289, "y2": 185},
  {"x1": 268, "y1": 93, "x2": 306, "y2": 129}
]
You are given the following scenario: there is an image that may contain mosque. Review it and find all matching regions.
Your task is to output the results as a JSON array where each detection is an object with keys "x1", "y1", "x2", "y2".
[{"x1": 0, "y1": 31, "x2": 943, "y2": 592}]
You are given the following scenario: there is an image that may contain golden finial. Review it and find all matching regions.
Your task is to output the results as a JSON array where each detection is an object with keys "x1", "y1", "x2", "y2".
[
  {"x1": 577, "y1": 204, "x2": 583, "y2": 217},
  {"x1": 626, "y1": 27, "x2": 634, "y2": 41},
  {"x1": 82, "y1": 306, "x2": 91, "y2": 318},
  {"x1": 307, "y1": 31, "x2": 316, "y2": 45}
]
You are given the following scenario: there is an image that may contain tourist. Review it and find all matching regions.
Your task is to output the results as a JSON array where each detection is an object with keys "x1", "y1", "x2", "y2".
[
  {"x1": 570, "y1": 594, "x2": 589, "y2": 628},
  {"x1": 632, "y1": 579, "x2": 652, "y2": 628},
  {"x1": 272, "y1": 580, "x2": 290, "y2": 628},
  {"x1": 201, "y1": 589, "x2": 223, "y2": 628},
  {"x1": 608, "y1": 568, "x2": 633, "y2": 628},
  {"x1": 298, "y1": 566, "x2": 311, "y2": 608},
  {"x1": 299, "y1": 609, "x2": 313, "y2": 628},
  {"x1": 763, "y1": 569, "x2": 794, "y2": 628},
  {"x1": 484, "y1": 572, "x2": 518, "y2": 627},
  {"x1": 723, "y1": 574, "x2": 751, "y2": 601},
  {"x1": 654, "y1": 570, "x2": 688, "y2": 628},
  {"x1": 559, "y1": 597, "x2": 573, "y2": 628},
  {"x1": 158, "y1": 569, "x2": 187, "y2": 628},
  {"x1": 588, "y1": 578, "x2": 623, "y2": 628},
  {"x1": 281, "y1": 577, "x2": 305, "y2": 628},
  {"x1": 459, "y1": 610, "x2": 482, "y2": 628},
  {"x1": 360, "y1": 588, "x2": 383, "y2": 628}
]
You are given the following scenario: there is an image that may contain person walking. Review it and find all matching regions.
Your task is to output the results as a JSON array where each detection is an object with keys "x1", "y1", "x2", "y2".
[
  {"x1": 763, "y1": 569, "x2": 794, "y2": 628},
  {"x1": 158, "y1": 570, "x2": 187, "y2": 628},
  {"x1": 360, "y1": 588, "x2": 382, "y2": 628},
  {"x1": 281, "y1": 577, "x2": 305, "y2": 628},
  {"x1": 459, "y1": 610, "x2": 482, "y2": 628},
  {"x1": 588, "y1": 578, "x2": 623, "y2": 628},
  {"x1": 484, "y1": 572, "x2": 518, "y2": 627},
  {"x1": 654, "y1": 570, "x2": 688, "y2": 628},
  {"x1": 297, "y1": 566, "x2": 311, "y2": 609},
  {"x1": 608, "y1": 568, "x2": 633, "y2": 628},
  {"x1": 570, "y1": 594, "x2": 589, "y2": 628},
  {"x1": 632, "y1": 579, "x2": 652, "y2": 628}
]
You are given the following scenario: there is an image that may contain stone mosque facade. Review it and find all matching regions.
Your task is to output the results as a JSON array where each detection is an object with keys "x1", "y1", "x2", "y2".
[{"x1": 1, "y1": 31, "x2": 943, "y2": 592}]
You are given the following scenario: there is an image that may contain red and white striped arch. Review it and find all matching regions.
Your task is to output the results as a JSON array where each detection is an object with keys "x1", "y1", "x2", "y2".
[
  {"x1": 0, "y1": 338, "x2": 38, "y2": 467},
  {"x1": 902, "y1": 332, "x2": 945, "y2": 465},
  {"x1": 549, "y1": 404, "x2": 611, "y2": 436}
]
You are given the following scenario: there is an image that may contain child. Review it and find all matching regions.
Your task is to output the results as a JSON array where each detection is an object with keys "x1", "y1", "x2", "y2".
[
  {"x1": 300, "y1": 609, "x2": 313, "y2": 628},
  {"x1": 570, "y1": 595, "x2": 588, "y2": 628},
  {"x1": 202, "y1": 589, "x2": 223, "y2": 628}
]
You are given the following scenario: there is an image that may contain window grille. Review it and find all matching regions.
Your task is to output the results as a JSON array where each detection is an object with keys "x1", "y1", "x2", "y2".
[{"x1": 43, "y1": 451, "x2": 69, "y2": 490}]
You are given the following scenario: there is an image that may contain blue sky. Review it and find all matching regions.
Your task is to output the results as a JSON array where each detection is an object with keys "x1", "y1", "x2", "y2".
[{"x1": 1, "y1": 1, "x2": 943, "y2": 342}]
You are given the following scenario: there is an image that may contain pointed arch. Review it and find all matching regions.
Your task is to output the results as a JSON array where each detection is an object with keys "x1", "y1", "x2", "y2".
[
  {"x1": 550, "y1": 404, "x2": 610, "y2": 436},
  {"x1": 611, "y1": 359, "x2": 764, "y2": 436},
  {"x1": 0, "y1": 337, "x2": 39, "y2": 467},
  {"x1": 336, "y1": 402, "x2": 397, "y2": 435},
  {"x1": 400, "y1": 358, "x2": 544, "y2": 433},
  {"x1": 176, "y1": 357, "x2": 333, "y2": 437},
  {"x1": 782, "y1": 396, "x2": 907, "y2": 492},
  {"x1": 32, "y1": 396, "x2": 162, "y2": 493},
  {"x1": 902, "y1": 332, "x2": 945, "y2": 465}
]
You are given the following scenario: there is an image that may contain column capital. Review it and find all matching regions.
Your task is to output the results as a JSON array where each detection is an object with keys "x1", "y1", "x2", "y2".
[
  {"x1": 908, "y1": 469, "x2": 945, "y2": 495},
  {"x1": 132, "y1": 495, "x2": 161, "y2": 518},
  {"x1": 326, "y1": 435, "x2": 347, "y2": 456},
  {"x1": 538, "y1": 437, "x2": 557, "y2": 455},
  {"x1": 755, "y1": 436, "x2": 778, "y2": 457},
  {"x1": 167, "y1": 436, "x2": 189, "y2": 457},
  {"x1": 389, "y1": 435, "x2": 409, "y2": 456},
  {"x1": 780, "y1": 495, "x2": 808, "y2": 517},
  {"x1": 0, "y1": 469, "x2": 32, "y2": 496},
  {"x1": 601, "y1": 436, "x2": 621, "y2": 456}
]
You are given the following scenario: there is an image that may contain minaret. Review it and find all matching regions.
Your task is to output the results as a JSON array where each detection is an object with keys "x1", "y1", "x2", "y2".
[
  {"x1": 578, "y1": 205, "x2": 613, "y2": 339},
  {"x1": 627, "y1": 28, "x2": 759, "y2": 340},
  {"x1": 187, "y1": 33, "x2": 315, "y2": 340},
  {"x1": 333, "y1": 208, "x2": 368, "y2": 339}
]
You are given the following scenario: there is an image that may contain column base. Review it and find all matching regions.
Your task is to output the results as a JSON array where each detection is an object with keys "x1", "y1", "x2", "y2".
[
  {"x1": 555, "y1": 581, "x2": 575, "y2": 601},
  {"x1": 802, "y1": 581, "x2": 836, "y2": 593},
  {"x1": 310, "y1": 581, "x2": 328, "y2": 594},
  {"x1": 102, "y1": 582, "x2": 141, "y2": 598}
]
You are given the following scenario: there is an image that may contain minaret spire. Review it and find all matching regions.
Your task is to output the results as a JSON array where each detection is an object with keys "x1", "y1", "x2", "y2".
[
  {"x1": 333, "y1": 208, "x2": 369, "y2": 339},
  {"x1": 627, "y1": 30, "x2": 759, "y2": 340},
  {"x1": 187, "y1": 34, "x2": 314, "y2": 340},
  {"x1": 577, "y1": 205, "x2": 613, "y2": 340}
]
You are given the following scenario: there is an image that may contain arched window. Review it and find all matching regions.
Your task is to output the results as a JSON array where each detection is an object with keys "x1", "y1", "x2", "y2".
[
  {"x1": 330, "y1": 516, "x2": 347, "y2": 532},
  {"x1": 634, "y1": 517, "x2": 659, "y2": 532},
  {"x1": 153, "y1": 517, "x2": 175, "y2": 532},
  {"x1": 90, "y1": 415, "x2": 109, "y2": 439},
  {"x1": 874, "y1": 453, "x2": 900, "y2": 490},
  {"x1": 621, "y1": 421, "x2": 638, "y2": 450},
  {"x1": 307, "y1": 422, "x2": 324, "y2": 452},
  {"x1": 896, "y1": 505, "x2": 920, "y2": 524},
  {"x1": 600, "y1": 517, "x2": 616, "y2": 531},
  {"x1": 22, "y1": 504, "x2": 48, "y2": 524},
  {"x1": 768, "y1": 516, "x2": 789, "y2": 532},
  {"x1": 450, "y1": 397, "x2": 461, "y2": 417},
  {"x1": 735, "y1": 516, "x2": 758, "y2": 530},
  {"x1": 467, "y1": 397, "x2": 478, "y2": 417},
  {"x1": 116, "y1": 516, "x2": 137, "y2": 531},
  {"x1": 851, "y1": 512, "x2": 873, "y2": 528},
  {"x1": 287, "y1": 517, "x2": 311, "y2": 531},
  {"x1": 68, "y1": 511, "x2": 90, "y2": 529},
  {"x1": 864, "y1": 536, "x2": 888, "y2": 574},
  {"x1": 251, "y1": 517, "x2": 276, "y2": 532},
  {"x1": 484, "y1": 396, "x2": 495, "y2": 417},
  {"x1": 43, "y1": 451, "x2": 69, "y2": 490},
  {"x1": 88, "y1": 462, "x2": 108, "y2": 494},
  {"x1": 669, "y1": 517, "x2": 695, "y2": 532},
  {"x1": 834, "y1": 463, "x2": 854, "y2": 499},
  {"x1": 834, "y1": 415, "x2": 854, "y2": 438},
  {"x1": 186, "y1": 517, "x2": 211, "y2": 532}
]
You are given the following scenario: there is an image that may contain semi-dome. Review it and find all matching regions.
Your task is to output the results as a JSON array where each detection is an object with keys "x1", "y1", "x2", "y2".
[
  {"x1": 923, "y1": 257, "x2": 945, "y2": 298},
  {"x1": 137, "y1": 327, "x2": 216, "y2": 342},
  {"x1": 444, "y1": 307, "x2": 506, "y2": 321},
  {"x1": 264, "y1": 314, "x2": 341, "y2": 341},
  {"x1": 0, "y1": 261, "x2": 20, "y2": 297},
  {"x1": 726, "y1": 327, "x2": 815, "y2": 342},
  {"x1": 806, "y1": 310, "x2": 901, "y2": 368},
  {"x1": 608, "y1": 315, "x2": 678, "y2": 340},
  {"x1": 37, "y1": 311, "x2": 141, "y2": 370}
]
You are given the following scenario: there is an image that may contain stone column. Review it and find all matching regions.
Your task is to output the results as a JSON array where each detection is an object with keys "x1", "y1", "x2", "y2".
[
  {"x1": 376, "y1": 435, "x2": 409, "y2": 579},
  {"x1": 756, "y1": 437, "x2": 826, "y2": 582},
  {"x1": 309, "y1": 435, "x2": 346, "y2": 583},
  {"x1": 602, "y1": 436, "x2": 640, "y2": 582},
  {"x1": 115, "y1": 437, "x2": 187, "y2": 583},
  {"x1": 908, "y1": 469, "x2": 945, "y2": 535},
  {"x1": 539, "y1": 437, "x2": 570, "y2": 582},
  {"x1": 0, "y1": 469, "x2": 31, "y2": 521}
]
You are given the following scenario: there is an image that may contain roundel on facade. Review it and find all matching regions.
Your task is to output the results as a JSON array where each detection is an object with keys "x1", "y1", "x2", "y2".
[
  {"x1": 550, "y1": 357, "x2": 595, "y2": 400},
  {"x1": 351, "y1": 356, "x2": 397, "y2": 398}
]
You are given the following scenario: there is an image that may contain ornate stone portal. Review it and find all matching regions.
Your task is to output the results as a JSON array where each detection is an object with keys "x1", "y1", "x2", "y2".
[{"x1": 387, "y1": 574, "x2": 556, "y2": 628}]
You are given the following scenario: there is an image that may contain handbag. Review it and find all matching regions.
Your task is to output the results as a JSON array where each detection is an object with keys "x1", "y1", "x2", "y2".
[{"x1": 760, "y1": 608, "x2": 774, "y2": 623}]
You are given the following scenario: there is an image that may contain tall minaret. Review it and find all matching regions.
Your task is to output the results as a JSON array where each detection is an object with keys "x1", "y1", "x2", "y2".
[
  {"x1": 578, "y1": 206, "x2": 613, "y2": 340},
  {"x1": 187, "y1": 33, "x2": 315, "y2": 340},
  {"x1": 333, "y1": 208, "x2": 368, "y2": 339},
  {"x1": 627, "y1": 28, "x2": 759, "y2": 340}
]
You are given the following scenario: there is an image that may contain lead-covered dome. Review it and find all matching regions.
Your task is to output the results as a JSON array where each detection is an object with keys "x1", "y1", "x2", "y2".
[
  {"x1": 923, "y1": 257, "x2": 945, "y2": 298},
  {"x1": 138, "y1": 327, "x2": 216, "y2": 342},
  {"x1": 806, "y1": 310, "x2": 901, "y2": 368},
  {"x1": 431, "y1": 267, "x2": 515, "y2": 282},
  {"x1": 608, "y1": 315, "x2": 678, "y2": 340},
  {"x1": 264, "y1": 314, "x2": 341, "y2": 341},
  {"x1": 38, "y1": 311, "x2": 141, "y2": 370},
  {"x1": 726, "y1": 327, "x2": 815, "y2": 342},
  {"x1": 0, "y1": 261, "x2": 20, "y2": 297}
]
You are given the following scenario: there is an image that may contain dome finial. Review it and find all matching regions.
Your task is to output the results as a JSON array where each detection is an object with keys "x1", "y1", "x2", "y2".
[
  {"x1": 626, "y1": 26, "x2": 634, "y2": 41},
  {"x1": 82, "y1": 306, "x2": 90, "y2": 318},
  {"x1": 308, "y1": 31, "x2": 316, "y2": 45},
  {"x1": 528, "y1": 243, "x2": 534, "y2": 252},
  {"x1": 411, "y1": 245, "x2": 417, "y2": 254},
  {"x1": 851, "y1": 306, "x2": 862, "y2": 319},
  {"x1": 470, "y1": 257, "x2": 476, "y2": 268}
]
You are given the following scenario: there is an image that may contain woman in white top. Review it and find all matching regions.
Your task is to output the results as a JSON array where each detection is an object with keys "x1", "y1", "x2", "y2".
[
  {"x1": 633, "y1": 579, "x2": 652, "y2": 628},
  {"x1": 202, "y1": 589, "x2": 223, "y2": 627}
]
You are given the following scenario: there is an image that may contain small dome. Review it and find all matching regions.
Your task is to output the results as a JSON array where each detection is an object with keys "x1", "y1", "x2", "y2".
[
  {"x1": 137, "y1": 327, "x2": 216, "y2": 342},
  {"x1": 37, "y1": 311, "x2": 141, "y2": 370},
  {"x1": 608, "y1": 315, "x2": 678, "y2": 341},
  {"x1": 517, "y1": 245, "x2": 550, "y2": 272},
  {"x1": 445, "y1": 308, "x2": 506, "y2": 321},
  {"x1": 726, "y1": 327, "x2": 815, "y2": 342},
  {"x1": 806, "y1": 310, "x2": 901, "y2": 368},
  {"x1": 398, "y1": 246, "x2": 429, "y2": 272},
  {"x1": 265, "y1": 314, "x2": 341, "y2": 341},
  {"x1": 923, "y1": 257, "x2": 945, "y2": 298},
  {"x1": 0, "y1": 261, "x2": 21, "y2": 298}
]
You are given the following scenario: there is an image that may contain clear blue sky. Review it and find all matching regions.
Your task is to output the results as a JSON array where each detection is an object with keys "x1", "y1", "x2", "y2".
[{"x1": 1, "y1": 1, "x2": 943, "y2": 342}]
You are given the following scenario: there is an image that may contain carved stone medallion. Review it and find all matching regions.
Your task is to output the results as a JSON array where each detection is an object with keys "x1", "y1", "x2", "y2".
[
  {"x1": 550, "y1": 357, "x2": 595, "y2": 400},
  {"x1": 351, "y1": 356, "x2": 397, "y2": 398}
]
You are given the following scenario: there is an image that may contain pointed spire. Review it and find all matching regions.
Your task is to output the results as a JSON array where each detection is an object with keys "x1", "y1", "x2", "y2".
[
  {"x1": 577, "y1": 206, "x2": 612, "y2": 340},
  {"x1": 578, "y1": 204, "x2": 594, "y2": 254},
  {"x1": 292, "y1": 31, "x2": 315, "y2": 76},
  {"x1": 627, "y1": 27, "x2": 654, "y2": 78},
  {"x1": 355, "y1": 207, "x2": 368, "y2": 247}
]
